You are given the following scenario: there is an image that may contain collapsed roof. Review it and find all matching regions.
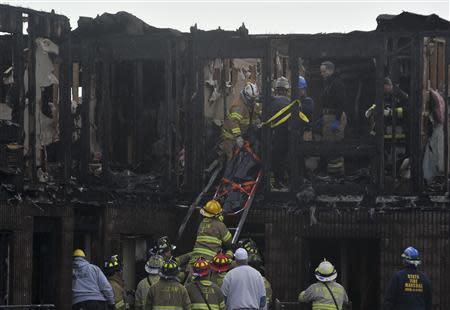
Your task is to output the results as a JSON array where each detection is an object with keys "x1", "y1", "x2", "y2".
[
  {"x1": 73, "y1": 11, "x2": 182, "y2": 37},
  {"x1": 376, "y1": 11, "x2": 450, "y2": 32}
]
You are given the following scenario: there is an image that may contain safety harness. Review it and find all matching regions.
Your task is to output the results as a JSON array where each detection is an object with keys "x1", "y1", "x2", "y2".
[{"x1": 260, "y1": 99, "x2": 310, "y2": 128}]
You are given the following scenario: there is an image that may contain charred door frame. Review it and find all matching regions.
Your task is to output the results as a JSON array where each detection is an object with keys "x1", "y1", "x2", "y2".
[
  {"x1": 79, "y1": 33, "x2": 181, "y2": 187},
  {"x1": 188, "y1": 31, "x2": 271, "y2": 191},
  {"x1": 289, "y1": 33, "x2": 387, "y2": 192},
  {"x1": 0, "y1": 4, "x2": 71, "y2": 186}
]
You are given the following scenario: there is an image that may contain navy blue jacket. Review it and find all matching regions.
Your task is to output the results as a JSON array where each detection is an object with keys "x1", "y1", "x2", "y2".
[{"x1": 383, "y1": 266, "x2": 432, "y2": 310}]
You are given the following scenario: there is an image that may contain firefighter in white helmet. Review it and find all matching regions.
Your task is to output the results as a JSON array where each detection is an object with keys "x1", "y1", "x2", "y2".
[
  {"x1": 220, "y1": 82, "x2": 260, "y2": 160},
  {"x1": 298, "y1": 259, "x2": 349, "y2": 310}
]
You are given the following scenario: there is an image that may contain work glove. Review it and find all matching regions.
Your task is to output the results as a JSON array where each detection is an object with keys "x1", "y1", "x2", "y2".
[
  {"x1": 330, "y1": 119, "x2": 340, "y2": 133},
  {"x1": 383, "y1": 107, "x2": 392, "y2": 117},
  {"x1": 235, "y1": 136, "x2": 244, "y2": 148}
]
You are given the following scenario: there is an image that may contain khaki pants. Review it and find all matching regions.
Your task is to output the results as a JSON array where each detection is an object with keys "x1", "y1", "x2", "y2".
[{"x1": 322, "y1": 112, "x2": 347, "y2": 175}]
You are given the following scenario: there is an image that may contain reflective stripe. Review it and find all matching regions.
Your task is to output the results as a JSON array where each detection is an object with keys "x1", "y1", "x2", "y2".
[
  {"x1": 199, "y1": 280, "x2": 213, "y2": 286},
  {"x1": 153, "y1": 307, "x2": 183, "y2": 310},
  {"x1": 222, "y1": 129, "x2": 235, "y2": 139},
  {"x1": 231, "y1": 127, "x2": 242, "y2": 135},
  {"x1": 115, "y1": 300, "x2": 126, "y2": 310},
  {"x1": 192, "y1": 247, "x2": 217, "y2": 258},
  {"x1": 192, "y1": 304, "x2": 219, "y2": 310},
  {"x1": 395, "y1": 107, "x2": 403, "y2": 118},
  {"x1": 225, "y1": 249, "x2": 234, "y2": 258},
  {"x1": 229, "y1": 112, "x2": 243, "y2": 121},
  {"x1": 312, "y1": 304, "x2": 337, "y2": 310},
  {"x1": 223, "y1": 231, "x2": 232, "y2": 243},
  {"x1": 196, "y1": 235, "x2": 222, "y2": 245}
]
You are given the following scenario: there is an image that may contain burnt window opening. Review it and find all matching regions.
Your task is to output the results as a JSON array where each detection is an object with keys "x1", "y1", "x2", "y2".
[
  {"x1": 306, "y1": 238, "x2": 380, "y2": 310},
  {"x1": 32, "y1": 217, "x2": 60, "y2": 305},
  {"x1": 0, "y1": 231, "x2": 12, "y2": 305}
]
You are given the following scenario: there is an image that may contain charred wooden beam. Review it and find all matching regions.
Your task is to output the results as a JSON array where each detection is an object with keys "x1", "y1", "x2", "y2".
[
  {"x1": 134, "y1": 60, "x2": 144, "y2": 170},
  {"x1": 289, "y1": 46, "x2": 300, "y2": 191},
  {"x1": 80, "y1": 44, "x2": 93, "y2": 179},
  {"x1": 261, "y1": 39, "x2": 273, "y2": 192},
  {"x1": 59, "y1": 33, "x2": 72, "y2": 185},
  {"x1": 28, "y1": 13, "x2": 37, "y2": 183}
]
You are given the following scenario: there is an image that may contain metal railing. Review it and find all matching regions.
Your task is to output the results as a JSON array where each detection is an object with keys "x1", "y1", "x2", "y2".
[{"x1": 273, "y1": 299, "x2": 352, "y2": 310}]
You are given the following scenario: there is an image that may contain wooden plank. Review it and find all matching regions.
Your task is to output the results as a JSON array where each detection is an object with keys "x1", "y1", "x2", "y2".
[
  {"x1": 445, "y1": 37, "x2": 449, "y2": 194},
  {"x1": 289, "y1": 49, "x2": 300, "y2": 190},
  {"x1": 28, "y1": 13, "x2": 37, "y2": 183},
  {"x1": 194, "y1": 37, "x2": 267, "y2": 59},
  {"x1": 72, "y1": 63, "x2": 80, "y2": 103},
  {"x1": 261, "y1": 39, "x2": 273, "y2": 192},
  {"x1": 430, "y1": 39, "x2": 438, "y2": 89},
  {"x1": 101, "y1": 62, "x2": 111, "y2": 172},
  {"x1": 164, "y1": 41, "x2": 174, "y2": 187},
  {"x1": 80, "y1": 55, "x2": 92, "y2": 179},
  {"x1": 59, "y1": 33, "x2": 73, "y2": 184}
]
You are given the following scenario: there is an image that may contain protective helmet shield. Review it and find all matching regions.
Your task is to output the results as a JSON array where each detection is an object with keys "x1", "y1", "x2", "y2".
[
  {"x1": 402, "y1": 246, "x2": 421, "y2": 266},
  {"x1": 73, "y1": 249, "x2": 86, "y2": 257},
  {"x1": 157, "y1": 236, "x2": 176, "y2": 253},
  {"x1": 193, "y1": 257, "x2": 210, "y2": 277},
  {"x1": 210, "y1": 251, "x2": 231, "y2": 272},
  {"x1": 160, "y1": 259, "x2": 180, "y2": 279},
  {"x1": 315, "y1": 259, "x2": 337, "y2": 282},
  {"x1": 298, "y1": 76, "x2": 308, "y2": 89},
  {"x1": 275, "y1": 76, "x2": 290, "y2": 90},
  {"x1": 242, "y1": 82, "x2": 259, "y2": 104},
  {"x1": 145, "y1": 254, "x2": 164, "y2": 275},
  {"x1": 200, "y1": 200, "x2": 223, "y2": 218}
]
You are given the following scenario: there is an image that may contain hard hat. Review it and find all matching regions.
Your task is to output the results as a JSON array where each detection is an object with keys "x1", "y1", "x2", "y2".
[
  {"x1": 104, "y1": 254, "x2": 122, "y2": 272},
  {"x1": 192, "y1": 257, "x2": 210, "y2": 278},
  {"x1": 73, "y1": 249, "x2": 86, "y2": 257},
  {"x1": 402, "y1": 246, "x2": 421, "y2": 266},
  {"x1": 145, "y1": 254, "x2": 164, "y2": 275},
  {"x1": 275, "y1": 76, "x2": 290, "y2": 90},
  {"x1": 157, "y1": 236, "x2": 176, "y2": 253},
  {"x1": 237, "y1": 238, "x2": 258, "y2": 255},
  {"x1": 200, "y1": 200, "x2": 223, "y2": 218},
  {"x1": 242, "y1": 82, "x2": 259, "y2": 103},
  {"x1": 298, "y1": 76, "x2": 307, "y2": 89},
  {"x1": 160, "y1": 259, "x2": 179, "y2": 279},
  {"x1": 315, "y1": 259, "x2": 337, "y2": 282},
  {"x1": 210, "y1": 251, "x2": 231, "y2": 272}
]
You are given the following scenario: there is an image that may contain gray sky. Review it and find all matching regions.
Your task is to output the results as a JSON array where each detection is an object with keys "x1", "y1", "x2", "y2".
[{"x1": 3, "y1": 0, "x2": 450, "y2": 34}]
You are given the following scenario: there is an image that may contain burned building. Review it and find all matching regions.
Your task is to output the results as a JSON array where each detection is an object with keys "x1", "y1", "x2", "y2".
[{"x1": 1, "y1": 5, "x2": 450, "y2": 310}]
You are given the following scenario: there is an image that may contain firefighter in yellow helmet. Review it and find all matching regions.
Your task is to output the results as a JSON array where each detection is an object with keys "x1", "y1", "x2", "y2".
[
  {"x1": 246, "y1": 246, "x2": 272, "y2": 309},
  {"x1": 145, "y1": 259, "x2": 191, "y2": 310},
  {"x1": 186, "y1": 258, "x2": 225, "y2": 310},
  {"x1": 104, "y1": 255, "x2": 127, "y2": 310},
  {"x1": 210, "y1": 251, "x2": 232, "y2": 287},
  {"x1": 220, "y1": 82, "x2": 260, "y2": 160},
  {"x1": 192, "y1": 200, "x2": 233, "y2": 261},
  {"x1": 135, "y1": 254, "x2": 163, "y2": 310},
  {"x1": 298, "y1": 259, "x2": 349, "y2": 310}
]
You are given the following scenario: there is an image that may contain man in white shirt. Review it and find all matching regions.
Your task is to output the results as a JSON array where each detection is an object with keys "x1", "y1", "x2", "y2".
[{"x1": 221, "y1": 248, "x2": 266, "y2": 310}]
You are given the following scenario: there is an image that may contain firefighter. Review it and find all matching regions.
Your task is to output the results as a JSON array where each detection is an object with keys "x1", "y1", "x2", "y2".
[
  {"x1": 135, "y1": 254, "x2": 164, "y2": 310},
  {"x1": 186, "y1": 258, "x2": 225, "y2": 310},
  {"x1": 271, "y1": 77, "x2": 291, "y2": 188},
  {"x1": 154, "y1": 236, "x2": 192, "y2": 283},
  {"x1": 298, "y1": 259, "x2": 349, "y2": 310},
  {"x1": 210, "y1": 251, "x2": 232, "y2": 287},
  {"x1": 104, "y1": 255, "x2": 127, "y2": 310},
  {"x1": 365, "y1": 77, "x2": 409, "y2": 175},
  {"x1": 320, "y1": 61, "x2": 347, "y2": 176},
  {"x1": 383, "y1": 247, "x2": 432, "y2": 310},
  {"x1": 248, "y1": 253, "x2": 272, "y2": 309},
  {"x1": 192, "y1": 200, "x2": 233, "y2": 261},
  {"x1": 220, "y1": 82, "x2": 260, "y2": 160},
  {"x1": 145, "y1": 259, "x2": 191, "y2": 310}
]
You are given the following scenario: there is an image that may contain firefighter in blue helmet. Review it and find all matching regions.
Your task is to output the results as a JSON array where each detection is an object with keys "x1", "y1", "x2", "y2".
[{"x1": 383, "y1": 247, "x2": 432, "y2": 310}]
